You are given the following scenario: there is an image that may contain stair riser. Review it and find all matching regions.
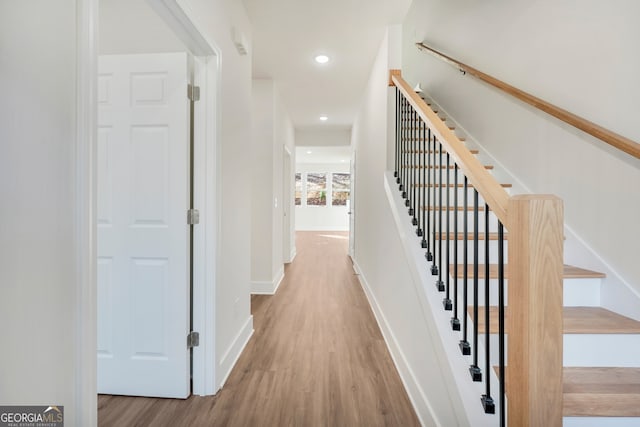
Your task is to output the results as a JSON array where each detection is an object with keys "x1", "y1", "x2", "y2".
[
  {"x1": 436, "y1": 242, "x2": 509, "y2": 263},
  {"x1": 479, "y1": 334, "x2": 640, "y2": 368},
  {"x1": 448, "y1": 277, "x2": 601, "y2": 307},
  {"x1": 409, "y1": 188, "x2": 512, "y2": 203},
  {"x1": 418, "y1": 212, "x2": 503, "y2": 233},
  {"x1": 564, "y1": 334, "x2": 640, "y2": 367},
  {"x1": 564, "y1": 417, "x2": 640, "y2": 427},
  {"x1": 564, "y1": 279, "x2": 601, "y2": 307}
]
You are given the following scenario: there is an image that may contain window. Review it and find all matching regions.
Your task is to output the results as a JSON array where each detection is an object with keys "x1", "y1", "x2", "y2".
[
  {"x1": 332, "y1": 173, "x2": 350, "y2": 206},
  {"x1": 306, "y1": 173, "x2": 326, "y2": 206},
  {"x1": 295, "y1": 173, "x2": 302, "y2": 205}
]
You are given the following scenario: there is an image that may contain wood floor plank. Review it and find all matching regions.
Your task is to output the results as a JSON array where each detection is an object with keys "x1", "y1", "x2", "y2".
[{"x1": 98, "y1": 231, "x2": 419, "y2": 426}]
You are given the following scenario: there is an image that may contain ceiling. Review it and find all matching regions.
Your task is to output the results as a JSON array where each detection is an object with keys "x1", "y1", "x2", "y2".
[
  {"x1": 296, "y1": 146, "x2": 351, "y2": 165},
  {"x1": 243, "y1": 0, "x2": 411, "y2": 131}
]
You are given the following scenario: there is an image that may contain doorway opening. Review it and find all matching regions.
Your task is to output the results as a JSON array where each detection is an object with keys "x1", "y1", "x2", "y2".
[
  {"x1": 294, "y1": 146, "x2": 352, "y2": 234},
  {"x1": 96, "y1": 0, "x2": 219, "y2": 398}
]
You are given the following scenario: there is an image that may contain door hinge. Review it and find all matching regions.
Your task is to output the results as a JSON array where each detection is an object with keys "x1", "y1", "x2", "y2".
[
  {"x1": 187, "y1": 331, "x2": 200, "y2": 348},
  {"x1": 187, "y1": 209, "x2": 200, "y2": 225},
  {"x1": 187, "y1": 84, "x2": 200, "y2": 101}
]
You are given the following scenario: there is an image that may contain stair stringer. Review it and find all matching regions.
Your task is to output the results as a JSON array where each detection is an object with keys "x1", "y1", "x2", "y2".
[{"x1": 384, "y1": 171, "x2": 500, "y2": 427}]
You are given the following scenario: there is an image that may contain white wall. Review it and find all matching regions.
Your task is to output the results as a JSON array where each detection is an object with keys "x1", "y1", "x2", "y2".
[
  {"x1": 295, "y1": 163, "x2": 350, "y2": 231},
  {"x1": 351, "y1": 27, "x2": 467, "y2": 426},
  {"x1": 402, "y1": 0, "x2": 640, "y2": 315},
  {"x1": 179, "y1": 0, "x2": 255, "y2": 385},
  {"x1": 250, "y1": 79, "x2": 295, "y2": 292},
  {"x1": 251, "y1": 80, "x2": 276, "y2": 286},
  {"x1": 0, "y1": 1, "x2": 90, "y2": 425},
  {"x1": 99, "y1": 0, "x2": 185, "y2": 54},
  {"x1": 296, "y1": 129, "x2": 351, "y2": 146}
]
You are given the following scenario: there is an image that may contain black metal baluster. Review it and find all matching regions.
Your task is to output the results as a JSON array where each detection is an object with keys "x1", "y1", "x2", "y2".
[
  {"x1": 451, "y1": 164, "x2": 460, "y2": 331},
  {"x1": 409, "y1": 110, "x2": 420, "y2": 226},
  {"x1": 482, "y1": 204, "x2": 495, "y2": 413},
  {"x1": 404, "y1": 105, "x2": 415, "y2": 207},
  {"x1": 431, "y1": 144, "x2": 444, "y2": 292},
  {"x1": 406, "y1": 109, "x2": 414, "y2": 210},
  {"x1": 421, "y1": 124, "x2": 427, "y2": 247},
  {"x1": 498, "y1": 221, "x2": 506, "y2": 426},
  {"x1": 470, "y1": 189, "x2": 482, "y2": 382},
  {"x1": 443, "y1": 153, "x2": 452, "y2": 308},
  {"x1": 395, "y1": 89, "x2": 400, "y2": 181},
  {"x1": 434, "y1": 141, "x2": 444, "y2": 289},
  {"x1": 425, "y1": 129, "x2": 433, "y2": 259},
  {"x1": 400, "y1": 97, "x2": 406, "y2": 195},
  {"x1": 459, "y1": 176, "x2": 471, "y2": 356},
  {"x1": 399, "y1": 97, "x2": 404, "y2": 191},
  {"x1": 415, "y1": 119, "x2": 423, "y2": 235}
]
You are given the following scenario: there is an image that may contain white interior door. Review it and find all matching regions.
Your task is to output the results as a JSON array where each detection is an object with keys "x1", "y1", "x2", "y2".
[
  {"x1": 283, "y1": 147, "x2": 292, "y2": 262},
  {"x1": 97, "y1": 52, "x2": 191, "y2": 398},
  {"x1": 349, "y1": 150, "x2": 356, "y2": 258}
]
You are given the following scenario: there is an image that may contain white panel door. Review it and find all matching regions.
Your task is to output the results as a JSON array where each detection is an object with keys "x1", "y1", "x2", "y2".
[
  {"x1": 97, "y1": 52, "x2": 190, "y2": 398},
  {"x1": 349, "y1": 150, "x2": 356, "y2": 258}
]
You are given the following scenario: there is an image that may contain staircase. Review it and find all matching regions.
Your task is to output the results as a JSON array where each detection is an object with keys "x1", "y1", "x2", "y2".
[
  {"x1": 391, "y1": 73, "x2": 640, "y2": 425},
  {"x1": 445, "y1": 188, "x2": 640, "y2": 423}
]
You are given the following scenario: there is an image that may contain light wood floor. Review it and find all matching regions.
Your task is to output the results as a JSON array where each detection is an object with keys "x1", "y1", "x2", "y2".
[{"x1": 98, "y1": 231, "x2": 420, "y2": 426}]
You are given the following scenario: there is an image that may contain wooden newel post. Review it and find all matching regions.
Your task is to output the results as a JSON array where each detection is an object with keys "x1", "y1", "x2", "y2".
[{"x1": 507, "y1": 195, "x2": 564, "y2": 426}]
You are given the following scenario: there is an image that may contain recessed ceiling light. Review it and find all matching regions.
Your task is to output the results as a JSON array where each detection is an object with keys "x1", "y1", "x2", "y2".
[
  {"x1": 319, "y1": 115, "x2": 328, "y2": 121},
  {"x1": 306, "y1": 150, "x2": 313, "y2": 154},
  {"x1": 314, "y1": 55, "x2": 330, "y2": 64}
]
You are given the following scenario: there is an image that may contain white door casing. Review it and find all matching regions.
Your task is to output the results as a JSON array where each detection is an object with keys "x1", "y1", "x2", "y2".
[{"x1": 97, "y1": 52, "x2": 191, "y2": 398}]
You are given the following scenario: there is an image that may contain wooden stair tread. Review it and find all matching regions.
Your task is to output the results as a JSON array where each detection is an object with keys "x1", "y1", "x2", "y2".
[
  {"x1": 435, "y1": 232, "x2": 507, "y2": 241},
  {"x1": 435, "y1": 232, "x2": 507, "y2": 240},
  {"x1": 451, "y1": 264, "x2": 605, "y2": 279},
  {"x1": 402, "y1": 164, "x2": 494, "y2": 170},
  {"x1": 414, "y1": 183, "x2": 512, "y2": 188},
  {"x1": 493, "y1": 367, "x2": 640, "y2": 417},
  {"x1": 469, "y1": 306, "x2": 640, "y2": 334},
  {"x1": 564, "y1": 307, "x2": 640, "y2": 334},
  {"x1": 423, "y1": 206, "x2": 485, "y2": 212},
  {"x1": 401, "y1": 149, "x2": 480, "y2": 154},
  {"x1": 563, "y1": 367, "x2": 640, "y2": 416}
]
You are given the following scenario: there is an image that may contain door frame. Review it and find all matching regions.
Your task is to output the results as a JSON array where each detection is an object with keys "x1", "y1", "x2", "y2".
[
  {"x1": 282, "y1": 145, "x2": 295, "y2": 263},
  {"x1": 147, "y1": 0, "x2": 220, "y2": 396},
  {"x1": 76, "y1": 1, "x2": 221, "y2": 422}
]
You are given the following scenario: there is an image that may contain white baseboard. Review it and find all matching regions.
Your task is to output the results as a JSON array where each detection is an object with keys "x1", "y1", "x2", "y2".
[
  {"x1": 286, "y1": 247, "x2": 297, "y2": 264},
  {"x1": 352, "y1": 261, "x2": 433, "y2": 427},
  {"x1": 251, "y1": 266, "x2": 284, "y2": 295},
  {"x1": 217, "y1": 315, "x2": 253, "y2": 390}
]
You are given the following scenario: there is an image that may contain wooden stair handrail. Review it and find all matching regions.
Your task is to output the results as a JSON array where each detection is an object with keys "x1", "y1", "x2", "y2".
[
  {"x1": 391, "y1": 72, "x2": 511, "y2": 225},
  {"x1": 416, "y1": 42, "x2": 640, "y2": 160}
]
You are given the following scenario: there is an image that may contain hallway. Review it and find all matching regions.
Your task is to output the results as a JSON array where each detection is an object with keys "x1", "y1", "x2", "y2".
[{"x1": 98, "y1": 231, "x2": 420, "y2": 426}]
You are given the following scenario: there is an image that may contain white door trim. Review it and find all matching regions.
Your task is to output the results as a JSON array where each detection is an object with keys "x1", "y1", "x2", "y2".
[
  {"x1": 76, "y1": 0, "x2": 98, "y2": 424},
  {"x1": 144, "y1": 0, "x2": 222, "y2": 397},
  {"x1": 192, "y1": 54, "x2": 220, "y2": 395}
]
